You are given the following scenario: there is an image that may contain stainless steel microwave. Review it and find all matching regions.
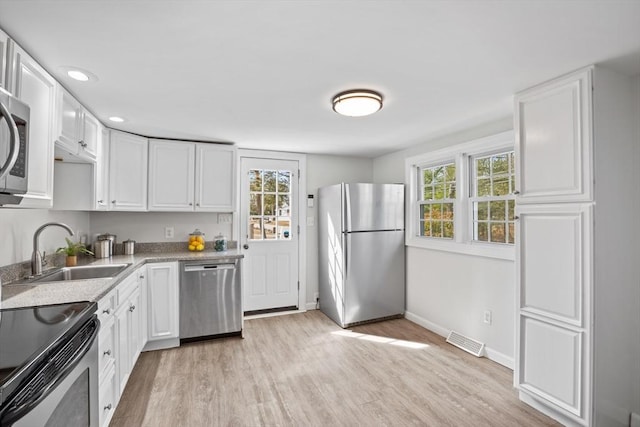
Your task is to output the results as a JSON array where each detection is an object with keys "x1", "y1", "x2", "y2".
[{"x1": 0, "y1": 87, "x2": 29, "y2": 205}]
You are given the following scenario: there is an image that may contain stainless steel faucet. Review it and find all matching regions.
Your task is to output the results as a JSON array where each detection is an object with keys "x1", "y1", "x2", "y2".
[{"x1": 31, "y1": 222, "x2": 74, "y2": 276}]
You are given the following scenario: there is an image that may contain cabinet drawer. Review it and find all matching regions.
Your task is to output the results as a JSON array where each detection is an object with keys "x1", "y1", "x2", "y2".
[
  {"x1": 117, "y1": 275, "x2": 138, "y2": 306},
  {"x1": 97, "y1": 291, "x2": 115, "y2": 325},
  {"x1": 98, "y1": 316, "x2": 116, "y2": 380},
  {"x1": 99, "y1": 363, "x2": 117, "y2": 427}
]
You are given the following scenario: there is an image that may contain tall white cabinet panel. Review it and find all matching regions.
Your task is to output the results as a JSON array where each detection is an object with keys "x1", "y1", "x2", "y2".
[
  {"x1": 94, "y1": 127, "x2": 109, "y2": 210},
  {"x1": 0, "y1": 30, "x2": 9, "y2": 90},
  {"x1": 515, "y1": 68, "x2": 592, "y2": 204},
  {"x1": 148, "y1": 139, "x2": 195, "y2": 211},
  {"x1": 195, "y1": 143, "x2": 236, "y2": 211},
  {"x1": 146, "y1": 262, "x2": 179, "y2": 347},
  {"x1": 108, "y1": 131, "x2": 148, "y2": 211},
  {"x1": 10, "y1": 43, "x2": 56, "y2": 208},
  {"x1": 55, "y1": 87, "x2": 83, "y2": 153},
  {"x1": 515, "y1": 65, "x2": 640, "y2": 426}
]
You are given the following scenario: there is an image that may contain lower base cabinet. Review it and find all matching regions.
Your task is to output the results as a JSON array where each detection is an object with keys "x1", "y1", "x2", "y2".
[{"x1": 98, "y1": 363, "x2": 117, "y2": 427}]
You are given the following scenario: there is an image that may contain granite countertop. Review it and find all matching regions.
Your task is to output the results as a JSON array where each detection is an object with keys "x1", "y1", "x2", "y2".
[{"x1": 0, "y1": 250, "x2": 243, "y2": 310}]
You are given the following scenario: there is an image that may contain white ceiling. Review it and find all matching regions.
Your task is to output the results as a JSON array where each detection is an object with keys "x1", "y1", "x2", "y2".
[{"x1": 1, "y1": 1, "x2": 639, "y2": 158}]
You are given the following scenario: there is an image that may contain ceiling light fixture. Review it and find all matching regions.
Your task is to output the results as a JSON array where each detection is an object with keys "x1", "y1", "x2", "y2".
[
  {"x1": 332, "y1": 89, "x2": 383, "y2": 117},
  {"x1": 67, "y1": 70, "x2": 89, "y2": 81},
  {"x1": 59, "y1": 66, "x2": 98, "y2": 83},
  {"x1": 108, "y1": 116, "x2": 125, "y2": 123}
]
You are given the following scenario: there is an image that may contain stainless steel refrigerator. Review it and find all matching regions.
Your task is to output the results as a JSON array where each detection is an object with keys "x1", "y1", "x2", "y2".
[{"x1": 318, "y1": 183, "x2": 405, "y2": 328}]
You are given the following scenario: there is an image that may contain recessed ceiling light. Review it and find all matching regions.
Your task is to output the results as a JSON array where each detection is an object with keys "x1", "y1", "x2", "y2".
[
  {"x1": 67, "y1": 70, "x2": 89, "y2": 81},
  {"x1": 59, "y1": 66, "x2": 98, "y2": 82},
  {"x1": 108, "y1": 116, "x2": 125, "y2": 123},
  {"x1": 332, "y1": 89, "x2": 383, "y2": 117}
]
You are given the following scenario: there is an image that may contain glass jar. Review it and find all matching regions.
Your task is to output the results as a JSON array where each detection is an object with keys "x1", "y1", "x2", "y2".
[
  {"x1": 188, "y1": 229, "x2": 205, "y2": 251},
  {"x1": 213, "y1": 233, "x2": 227, "y2": 252}
]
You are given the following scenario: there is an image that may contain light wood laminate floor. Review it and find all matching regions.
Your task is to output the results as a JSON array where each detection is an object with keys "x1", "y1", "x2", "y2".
[{"x1": 110, "y1": 310, "x2": 558, "y2": 426}]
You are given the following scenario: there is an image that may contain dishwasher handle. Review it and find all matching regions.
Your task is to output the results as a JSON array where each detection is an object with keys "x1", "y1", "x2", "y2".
[{"x1": 183, "y1": 263, "x2": 236, "y2": 272}]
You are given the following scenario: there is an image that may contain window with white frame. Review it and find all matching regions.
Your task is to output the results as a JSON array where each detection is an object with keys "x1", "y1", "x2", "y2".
[
  {"x1": 470, "y1": 151, "x2": 516, "y2": 244},
  {"x1": 418, "y1": 162, "x2": 456, "y2": 239},
  {"x1": 405, "y1": 131, "x2": 516, "y2": 260}
]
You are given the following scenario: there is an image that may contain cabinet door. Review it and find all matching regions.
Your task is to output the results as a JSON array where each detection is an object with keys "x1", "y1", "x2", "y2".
[
  {"x1": 195, "y1": 144, "x2": 236, "y2": 211},
  {"x1": 127, "y1": 288, "x2": 142, "y2": 370},
  {"x1": 94, "y1": 127, "x2": 109, "y2": 210},
  {"x1": 147, "y1": 262, "x2": 179, "y2": 341},
  {"x1": 10, "y1": 44, "x2": 56, "y2": 208},
  {"x1": 55, "y1": 86, "x2": 83, "y2": 155},
  {"x1": 79, "y1": 109, "x2": 99, "y2": 162},
  {"x1": 108, "y1": 131, "x2": 148, "y2": 211},
  {"x1": 148, "y1": 140, "x2": 194, "y2": 211},
  {"x1": 98, "y1": 364, "x2": 117, "y2": 427},
  {"x1": 515, "y1": 67, "x2": 593, "y2": 203},
  {"x1": 114, "y1": 301, "x2": 130, "y2": 395},
  {"x1": 0, "y1": 30, "x2": 9, "y2": 90}
]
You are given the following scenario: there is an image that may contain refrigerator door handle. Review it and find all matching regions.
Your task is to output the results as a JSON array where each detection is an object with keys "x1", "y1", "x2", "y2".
[{"x1": 343, "y1": 233, "x2": 348, "y2": 281}]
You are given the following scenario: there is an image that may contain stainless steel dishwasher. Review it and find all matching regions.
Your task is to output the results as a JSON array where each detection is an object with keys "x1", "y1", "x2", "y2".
[{"x1": 179, "y1": 258, "x2": 242, "y2": 341}]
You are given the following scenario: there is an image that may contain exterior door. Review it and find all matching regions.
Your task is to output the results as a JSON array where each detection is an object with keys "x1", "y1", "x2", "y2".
[{"x1": 241, "y1": 157, "x2": 299, "y2": 312}]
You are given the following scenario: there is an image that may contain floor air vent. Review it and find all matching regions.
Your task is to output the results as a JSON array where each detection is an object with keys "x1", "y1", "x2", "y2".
[{"x1": 446, "y1": 331, "x2": 485, "y2": 357}]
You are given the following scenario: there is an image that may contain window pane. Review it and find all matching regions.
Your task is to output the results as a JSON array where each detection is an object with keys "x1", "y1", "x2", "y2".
[
  {"x1": 423, "y1": 186, "x2": 433, "y2": 200},
  {"x1": 432, "y1": 221, "x2": 442, "y2": 237},
  {"x1": 509, "y1": 152, "x2": 515, "y2": 174},
  {"x1": 508, "y1": 200, "x2": 515, "y2": 221},
  {"x1": 477, "y1": 178, "x2": 491, "y2": 197},
  {"x1": 278, "y1": 171, "x2": 291, "y2": 192},
  {"x1": 492, "y1": 154, "x2": 509, "y2": 174},
  {"x1": 493, "y1": 176, "x2": 510, "y2": 196},
  {"x1": 278, "y1": 218, "x2": 291, "y2": 239},
  {"x1": 278, "y1": 195, "x2": 290, "y2": 217},
  {"x1": 476, "y1": 201, "x2": 488, "y2": 221},
  {"x1": 490, "y1": 223, "x2": 506, "y2": 243},
  {"x1": 508, "y1": 223, "x2": 515, "y2": 244},
  {"x1": 490, "y1": 200, "x2": 506, "y2": 221},
  {"x1": 476, "y1": 157, "x2": 490, "y2": 177},
  {"x1": 263, "y1": 217, "x2": 277, "y2": 240},
  {"x1": 249, "y1": 170, "x2": 262, "y2": 191},
  {"x1": 442, "y1": 203, "x2": 453, "y2": 220},
  {"x1": 421, "y1": 221, "x2": 431, "y2": 237},
  {"x1": 249, "y1": 217, "x2": 263, "y2": 240},
  {"x1": 446, "y1": 183, "x2": 456, "y2": 199},
  {"x1": 445, "y1": 164, "x2": 456, "y2": 182},
  {"x1": 432, "y1": 203, "x2": 442, "y2": 219},
  {"x1": 477, "y1": 222, "x2": 488, "y2": 242},
  {"x1": 264, "y1": 170, "x2": 277, "y2": 192},
  {"x1": 420, "y1": 204, "x2": 431, "y2": 220},
  {"x1": 423, "y1": 169, "x2": 433, "y2": 185},
  {"x1": 264, "y1": 194, "x2": 276, "y2": 215},
  {"x1": 250, "y1": 193, "x2": 262, "y2": 216},
  {"x1": 433, "y1": 167, "x2": 445, "y2": 183},
  {"x1": 443, "y1": 221, "x2": 454, "y2": 239},
  {"x1": 510, "y1": 176, "x2": 516, "y2": 194},
  {"x1": 434, "y1": 184, "x2": 445, "y2": 200}
]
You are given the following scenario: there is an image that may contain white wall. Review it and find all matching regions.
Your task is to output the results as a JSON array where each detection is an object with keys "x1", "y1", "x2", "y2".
[
  {"x1": 372, "y1": 116, "x2": 516, "y2": 366},
  {"x1": 305, "y1": 154, "x2": 373, "y2": 306},
  {"x1": 0, "y1": 208, "x2": 90, "y2": 266},
  {"x1": 89, "y1": 212, "x2": 233, "y2": 245}
]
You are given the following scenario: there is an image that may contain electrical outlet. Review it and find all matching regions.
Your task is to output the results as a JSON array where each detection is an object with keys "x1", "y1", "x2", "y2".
[
  {"x1": 165, "y1": 227, "x2": 174, "y2": 239},
  {"x1": 483, "y1": 310, "x2": 492, "y2": 325}
]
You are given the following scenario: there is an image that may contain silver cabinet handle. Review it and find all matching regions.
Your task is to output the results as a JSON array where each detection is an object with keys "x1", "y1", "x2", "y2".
[
  {"x1": 103, "y1": 349, "x2": 111, "y2": 356},
  {"x1": 129, "y1": 305, "x2": 136, "y2": 312},
  {"x1": 196, "y1": 202, "x2": 200, "y2": 207},
  {"x1": 111, "y1": 200, "x2": 116, "y2": 204},
  {"x1": 243, "y1": 243, "x2": 249, "y2": 249},
  {"x1": 189, "y1": 202, "x2": 193, "y2": 206},
  {"x1": 97, "y1": 199, "x2": 105, "y2": 205},
  {"x1": 102, "y1": 308, "x2": 111, "y2": 315}
]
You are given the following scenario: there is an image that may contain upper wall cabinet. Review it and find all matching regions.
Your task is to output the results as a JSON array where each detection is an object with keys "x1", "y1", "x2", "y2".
[
  {"x1": 514, "y1": 68, "x2": 592, "y2": 204},
  {"x1": 54, "y1": 86, "x2": 97, "y2": 162},
  {"x1": 0, "y1": 29, "x2": 9, "y2": 90},
  {"x1": 148, "y1": 140, "x2": 236, "y2": 212},
  {"x1": 9, "y1": 42, "x2": 56, "y2": 208},
  {"x1": 109, "y1": 130, "x2": 148, "y2": 211}
]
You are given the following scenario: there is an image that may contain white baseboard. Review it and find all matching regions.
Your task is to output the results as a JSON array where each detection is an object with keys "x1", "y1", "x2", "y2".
[
  {"x1": 404, "y1": 310, "x2": 514, "y2": 369},
  {"x1": 305, "y1": 302, "x2": 318, "y2": 311}
]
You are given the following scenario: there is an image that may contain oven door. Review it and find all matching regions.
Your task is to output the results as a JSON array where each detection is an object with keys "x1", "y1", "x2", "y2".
[{"x1": 0, "y1": 317, "x2": 99, "y2": 427}]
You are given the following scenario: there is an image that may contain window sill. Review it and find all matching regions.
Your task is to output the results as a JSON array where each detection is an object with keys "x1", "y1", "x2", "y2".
[{"x1": 405, "y1": 236, "x2": 515, "y2": 261}]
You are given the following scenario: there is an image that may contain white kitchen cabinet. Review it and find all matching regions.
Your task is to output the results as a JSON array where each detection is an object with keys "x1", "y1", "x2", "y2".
[
  {"x1": 514, "y1": 65, "x2": 640, "y2": 426},
  {"x1": 114, "y1": 274, "x2": 141, "y2": 395},
  {"x1": 54, "y1": 86, "x2": 97, "y2": 162},
  {"x1": 137, "y1": 265, "x2": 148, "y2": 346},
  {"x1": 0, "y1": 29, "x2": 10, "y2": 90},
  {"x1": 9, "y1": 42, "x2": 56, "y2": 208},
  {"x1": 148, "y1": 139, "x2": 195, "y2": 211},
  {"x1": 195, "y1": 143, "x2": 236, "y2": 211},
  {"x1": 108, "y1": 130, "x2": 148, "y2": 211},
  {"x1": 98, "y1": 363, "x2": 117, "y2": 427},
  {"x1": 145, "y1": 262, "x2": 179, "y2": 350},
  {"x1": 94, "y1": 127, "x2": 109, "y2": 210},
  {"x1": 81, "y1": 109, "x2": 99, "y2": 160},
  {"x1": 147, "y1": 140, "x2": 236, "y2": 212}
]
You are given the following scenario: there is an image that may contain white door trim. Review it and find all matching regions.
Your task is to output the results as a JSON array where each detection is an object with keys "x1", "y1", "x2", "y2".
[{"x1": 237, "y1": 149, "x2": 307, "y2": 313}]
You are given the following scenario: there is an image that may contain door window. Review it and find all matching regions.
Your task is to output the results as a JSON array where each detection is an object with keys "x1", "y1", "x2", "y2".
[{"x1": 248, "y1": 169, "x2": 292, "y2": 240}]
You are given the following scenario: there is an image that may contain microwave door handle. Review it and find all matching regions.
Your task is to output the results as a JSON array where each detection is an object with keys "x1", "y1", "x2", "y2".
[{"x1": 0, "y1": 99, "x2": 20, "y2": 181}]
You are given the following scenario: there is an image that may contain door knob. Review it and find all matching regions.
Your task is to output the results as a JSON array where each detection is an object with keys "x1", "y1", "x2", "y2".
[{"x1": 243, "y1": 244, "x2": 249, "y2": 249}]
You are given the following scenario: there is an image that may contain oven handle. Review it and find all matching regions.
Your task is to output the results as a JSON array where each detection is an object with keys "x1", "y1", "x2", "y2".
[
  {"x1": 0, "y1": 98, "x2": 20, "y2": 181},
  {"x1": 0, "y1": 317, "x2": 100, "y2": 425}
]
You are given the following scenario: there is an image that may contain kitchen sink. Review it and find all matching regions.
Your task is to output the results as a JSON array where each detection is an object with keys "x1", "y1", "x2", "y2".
[{"x1": 29, "y1": 263, "x2": 131, "y2": 283}]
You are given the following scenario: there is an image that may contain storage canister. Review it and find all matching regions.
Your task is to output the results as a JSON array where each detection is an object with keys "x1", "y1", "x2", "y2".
[
  {"x1": 123, "y1": 239, "x2": 135, "y2": 255},
  {"x1": 188, "y1": 229, "x2": 205, "y2": 251},
  {"x1": 213, "y1": 233, "x2": 227, "y2": 252},
  {"x1": 94, "y1": 240, "x2": 110, "y2": 258}
]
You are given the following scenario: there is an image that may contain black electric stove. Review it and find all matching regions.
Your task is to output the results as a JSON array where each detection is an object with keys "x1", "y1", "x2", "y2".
[{"x1": 0, "y1": 301, "x2": 97, "y2": 407}]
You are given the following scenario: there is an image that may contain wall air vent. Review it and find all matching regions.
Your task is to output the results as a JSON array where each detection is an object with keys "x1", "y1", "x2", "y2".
[{"x1": 446, "y1": 331, "x2": 485, "y2": 357}]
